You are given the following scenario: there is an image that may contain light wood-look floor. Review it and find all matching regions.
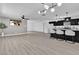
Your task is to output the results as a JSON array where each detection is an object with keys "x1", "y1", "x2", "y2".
[{"x1": 0, "y1": 32, "x2": 79, "y2": 55}]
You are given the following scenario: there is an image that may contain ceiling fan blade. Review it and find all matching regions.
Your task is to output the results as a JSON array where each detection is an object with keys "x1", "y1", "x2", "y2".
[{"x1": 21, "y1": 15, "x2": 30, "y2": 20}]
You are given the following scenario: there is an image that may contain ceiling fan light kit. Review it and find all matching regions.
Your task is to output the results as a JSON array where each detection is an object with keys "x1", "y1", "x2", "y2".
[{"x1": 21, "y1": 15, "x2": 29, "y2": 20}]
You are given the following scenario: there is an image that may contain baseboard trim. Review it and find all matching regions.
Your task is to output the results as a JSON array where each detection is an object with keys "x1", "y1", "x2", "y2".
[
  {"x1": 0, "y1": 31, "x2": 48, "y2": 37},
  {"x1": 3, "y1": 32, "x2": 34, "y2": 37}
]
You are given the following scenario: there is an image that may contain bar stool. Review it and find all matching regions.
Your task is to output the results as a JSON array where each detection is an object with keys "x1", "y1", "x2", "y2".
[
  {"x1": 65, "y1": 30, "x2": 75, "y2": 44},
  {"x1": 56, "y1": 29, "x2": 64, "y2": 40},
  {"x1": 50, "y1": 29, "x2": 56, "y2": 38}
]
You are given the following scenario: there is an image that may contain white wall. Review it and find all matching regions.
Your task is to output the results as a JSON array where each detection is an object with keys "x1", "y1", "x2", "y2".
[
  {"x1": 27, "y1": 20, "x2": 43, "y2": 32},
  {"x1": 0, "y1": 18, "x2": 27, "y2": 35},
  {"x1": 0, "y1": 17, "x2": 50, "y2": 35},
  {"x1": 27, "y1": 20, "x2": 50, "y2": 33}
]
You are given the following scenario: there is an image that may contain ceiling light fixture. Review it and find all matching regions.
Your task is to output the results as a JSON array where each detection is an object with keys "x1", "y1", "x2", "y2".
[
  {"x1": 55, "y1": 14, "x2": 58, "y2": 21},
  {"x1": 44, "y1": 5, "x2": 49, "y2": 10},
  {"x1": 38, "y1": 3, "x2": 62, "y2": 16},
  {"x1": 58, "y1": 3, "x2": 62, "y2": 6},
  {"x1": 21, "y1": 15, "x2": 25, "y2": 20},
  {"x1": 21, "y1": 15, "x2": 30, "y2": 20},
  {"x1": 65, "y1": 11, "x2": 69, "y2": 21},
  {"x1": 38, "y1": 9, "x2": 47, "y2": 16},
  {"x1": 66, "y1": 11, "x2": 69, "y2": 16},
  {"x1": 38, "y1": 11, "x2": 41, "y2": 14},
  {"x1": 50, "y1": 8, "x2": 55, "y2": 12}
]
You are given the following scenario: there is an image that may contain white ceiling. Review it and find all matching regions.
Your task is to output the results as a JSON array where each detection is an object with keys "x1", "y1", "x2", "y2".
[{"x1": 0, "y1": 3, "x2": 79, "y2": 21}]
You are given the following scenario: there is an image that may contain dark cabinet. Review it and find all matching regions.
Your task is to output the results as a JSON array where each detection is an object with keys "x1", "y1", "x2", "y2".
[
  {"x1": 49, "y1": 21, "x2": 64, "y2": 26},
  {"x1": 49, "y1": 17, "x2": 79, "y2": 26},
  {"x1": 49, "y1": 17, "x2": 79, "y2": 43},
  {"x1": 70, "y1": 19, "x2": 79, "y2": 25}
]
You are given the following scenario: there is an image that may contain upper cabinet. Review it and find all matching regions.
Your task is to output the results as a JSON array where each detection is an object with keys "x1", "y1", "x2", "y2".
[
  {"x1": 49, "y1": 17, "x2": 79, "y2": 26},
  {"x1": 70, "y1": 19, "x2": 79, "y2": 25}
]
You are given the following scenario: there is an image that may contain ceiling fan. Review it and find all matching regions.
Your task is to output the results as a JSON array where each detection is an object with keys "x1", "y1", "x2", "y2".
[{"x1": 21, "y1": 15, "x2": 30, "y2": 20}]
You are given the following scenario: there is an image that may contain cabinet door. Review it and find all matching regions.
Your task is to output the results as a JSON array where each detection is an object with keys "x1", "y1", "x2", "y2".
[{"x1": 71, "y1": 19, "x2": 78, "y2": 25}]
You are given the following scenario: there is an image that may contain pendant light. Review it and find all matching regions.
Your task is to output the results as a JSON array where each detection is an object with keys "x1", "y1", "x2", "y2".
[
  {"x1": 56, "y1": 14, "x2": 58, "y2": 22},
  {"x1": 44, "y1": 5, "x2": 49, "y2": 10},
  {"x1": 51, "y1": 8, "x2": 55, "y2": 12},
  {"x1": 65, "y1": 11, "x2": 69, "y2": 21}
]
